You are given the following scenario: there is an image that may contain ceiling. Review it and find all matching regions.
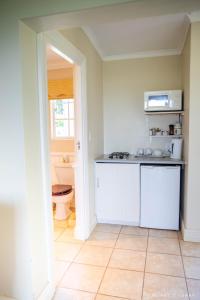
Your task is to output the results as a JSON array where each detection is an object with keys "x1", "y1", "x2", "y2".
[
  {"x1": 83, "y1": 13, "x2": 190, "y2": 60},
  {"x1": 47, "y1": 46, "x2": 73, "y2": 70},
  {"x1": 27, "y1": 1, "x2": 200, "y2": 62}
]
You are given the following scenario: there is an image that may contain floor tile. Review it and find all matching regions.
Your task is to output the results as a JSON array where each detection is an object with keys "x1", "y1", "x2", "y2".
[
  {"x1": 178, "y1": 231, "x2": 183, "y2": 240},
  {"x1": 183, "y1": 256, "x2": 200, "y2": 279},
  {"x1": 180, "y1": 241, "x2": 200, "y2": 257},
  {"x1": 99, "y1": 268, "x2": 143, "y2": 300},
  {"x1": 121, "y1": 226, "x2": 148, "y2": 236},
  {"x1": 54, "y1": 242, "x2": 82, "y2": 261},
  {"x1": 116, "y1": 234, "x2": 148, "y2": 251},
  {"x1": 86, "y1": 231, "x2": 118, "y2": 248},
  {"x1": 109, "y1": 248, "x2": 146, "y2": 271},
  {"x1": 75, "y1": 245, "x2": 113, "y2": 267},
  {"x1": 59, "y1": 263, "x2": 105, "y2": 293},
  {"x1": 54, "y1": 260, "x2": 70, "y2": 285},
  {"x1": 146, "y1": 253, "x2": 184, "y2": 277},
  {"x1": 96, "y1": 295, "x2": 127, "y2": 300},
  {"x1": 148, "y1": 237, "x2": 180, "y2": 255},
  {"x1": 53, "y1": 288, "x2": 95, "y2": 300},
  {"x1": 54, "y1": 219, "x2": 69, "y2": 228},
  {"x1": 187, "y1": 279, "x2": 200, "y2": 300},
  {"x1": 94, "y1": 223, "x2": 122, "y2": 234},
  {"x1": 54, "y1": 228, "x2": 65, "y2": 241},
  {"x1": 57, "y1": 228, "x2": 84, "y2": 244},
  {"x1": 149, "y1": 229, "x2": 178, "y2": 239},
  {"x1": 143, "y1": 273, "x2": 189, "y2": 300}
]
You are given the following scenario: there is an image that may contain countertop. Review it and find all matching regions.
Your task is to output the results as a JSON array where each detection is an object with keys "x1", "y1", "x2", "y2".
[{"x1": 95, "y1": 155, "x2": 184, "y2": 165}]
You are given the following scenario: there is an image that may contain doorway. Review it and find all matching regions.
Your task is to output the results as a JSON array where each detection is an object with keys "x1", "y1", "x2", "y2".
[
  {"x1": 47, "y1": 43, "x2": 78, "y2": 239},
  {"x1": 37, "y1": 31, "x2": 90, "y2": 290}
]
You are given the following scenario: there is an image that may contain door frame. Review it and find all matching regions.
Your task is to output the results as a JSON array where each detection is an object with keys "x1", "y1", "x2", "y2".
[{"x1": 37, "y1": 30, "x2": 90, "y2": 292}]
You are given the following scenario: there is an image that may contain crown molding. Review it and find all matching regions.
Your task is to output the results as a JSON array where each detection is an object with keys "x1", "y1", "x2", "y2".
[
  {"x1": 81, "y1": 26, "x2": 104, "y2": 59},
  {"x1": 177, "y1": 15, "x2": 191, "y2": 54},
  {"x1": 103, "y1": 49, "x2": 181, "y2": 61},
  {"x1": 82, "y1": 26, "x2": 183, "y2": 62},
  {"x1": 187, "y1": 11, "x2": 200, "y2": 23}
]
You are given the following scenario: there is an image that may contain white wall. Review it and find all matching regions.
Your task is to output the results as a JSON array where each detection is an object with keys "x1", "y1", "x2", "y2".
[
  {"x1": 20, "y1": 23, "x2": 50, "y2": 298},
  {"x1": 103, "y1": 56, "x2": 182, "y2": 154},
  {"x1": 0, "y1": 0, "x2": 116, "y2": 297}
]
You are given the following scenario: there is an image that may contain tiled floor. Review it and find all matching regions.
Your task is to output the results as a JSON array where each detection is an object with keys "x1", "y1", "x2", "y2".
[{"x1": 53, "y1": 223, "x2": 200, "y2": 300}]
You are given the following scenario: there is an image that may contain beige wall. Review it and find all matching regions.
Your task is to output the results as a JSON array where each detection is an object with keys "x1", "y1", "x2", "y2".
[
  {"x1": 103, "y1": 55, "x2": 182, "y2": 153},
  {"x1": 184, "y1": 22, "x2": 200, "y2": 233},
  {"x1": 51, "y1": 139, "x2": 75, "y2": 152},
  {"x1": 60, "y1": 28, "x2": 104, "y2": 228},
  {"x1": 181, "y1": 27, "x2": 191, "y2": 228}
]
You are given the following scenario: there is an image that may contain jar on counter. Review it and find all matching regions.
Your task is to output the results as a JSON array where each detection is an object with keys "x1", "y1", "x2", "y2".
[
  {"x1": 174, "y1": 123, "x2": 182, "y2": 136},
  {"x1": 169, "y1": 124, "x2": 174, "y2": 135}
]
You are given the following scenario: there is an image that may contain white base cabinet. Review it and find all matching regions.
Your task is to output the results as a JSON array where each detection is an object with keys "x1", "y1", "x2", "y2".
[{"x1": 95, "y1": 163, "x2": 140, "y2": 225}]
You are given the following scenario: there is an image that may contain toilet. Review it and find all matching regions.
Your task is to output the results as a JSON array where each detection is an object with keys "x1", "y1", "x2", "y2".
[
  {"x1": 52, "y1": 184, "x2": 74, "y2": 220},
  {"x1": 51, "y1": 162, "x2": 74, "y2": 220}
]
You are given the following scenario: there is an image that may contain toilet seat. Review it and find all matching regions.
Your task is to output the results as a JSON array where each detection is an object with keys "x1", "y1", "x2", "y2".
[
  {"x1": 52, "y1": 184, "x2": 73, "y2": 220},
  {"x1": 52, "y1": 184, "x2": 72, "y2": 196}
]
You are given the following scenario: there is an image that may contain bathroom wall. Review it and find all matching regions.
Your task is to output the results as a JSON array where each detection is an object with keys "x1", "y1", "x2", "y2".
[
  {"x1": 103, "y1": 55, "x2": 182, "y2": 154},
  {"x1": 47, "y1": 68, "x2": 75, "y2": 153}
]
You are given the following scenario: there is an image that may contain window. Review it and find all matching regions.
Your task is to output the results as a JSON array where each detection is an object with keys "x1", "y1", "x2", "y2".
[{"x1": 50, "y1": 99, "x2": 75, "y2": 139}]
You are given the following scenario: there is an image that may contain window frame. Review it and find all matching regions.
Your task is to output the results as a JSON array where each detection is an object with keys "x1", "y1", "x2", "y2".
[{"x1": 50, "y1": 99, "x2": 75, "y2": 140}]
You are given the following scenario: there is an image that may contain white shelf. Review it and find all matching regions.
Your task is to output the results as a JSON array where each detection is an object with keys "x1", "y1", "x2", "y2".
[
  {"x1": 149, "y1": 135, "x2": 183, "y2": 138},
  {"x1": 145, "y1": 111, "x2": 184, "y2": 116}
]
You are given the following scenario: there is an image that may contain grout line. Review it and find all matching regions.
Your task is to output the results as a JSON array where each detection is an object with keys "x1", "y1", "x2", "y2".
[
  {"x1": 54, "y1": 227, "x2": 66, "y2": 241},
  {"x1": 178, "y1": 234, "x2": 191, "y2": 300},
  {"x1": 54, "y1": 221, "x2": 86, "y2": 289},
  {"x1": 141, "y1": 228, "x2": 149, "y2": 300},
  {"x1": 94, "y1": 226, "x2": 121, "y2": 299},
  {"x1": 54, "y1": 224, "x2": 200, "y2": 298},
  {"x1": 97, "y1": 291, "x2": 130, "y2": 300}
]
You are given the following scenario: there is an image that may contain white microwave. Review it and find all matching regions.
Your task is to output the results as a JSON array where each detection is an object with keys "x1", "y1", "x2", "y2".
[{"x1": 144, "y1": 90, "x2": 182, "y2": 112}]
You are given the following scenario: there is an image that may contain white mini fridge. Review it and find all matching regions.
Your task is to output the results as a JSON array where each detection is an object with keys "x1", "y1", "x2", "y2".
[{"x1": 140, "y1": 165, "x2": 181, "y2": 230}]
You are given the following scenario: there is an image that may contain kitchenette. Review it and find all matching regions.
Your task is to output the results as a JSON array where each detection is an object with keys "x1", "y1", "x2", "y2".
[{"x1": 95, "y1": 89, "x2": 184, "y2": 231}]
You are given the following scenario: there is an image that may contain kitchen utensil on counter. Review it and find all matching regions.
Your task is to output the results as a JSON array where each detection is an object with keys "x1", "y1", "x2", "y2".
[
  {"x1": 144, "y1": 148, "x2": 153, "y2": 156},
  {"x1": 170, "y1": 139, "x2": 183, "y2": 159},
  {"x1": 137, "y1": 148, "x2": 144, "y2": 156},
  {"x1": 174, "y1": 123, "x2": 182, "y2": 136},
  {"x1": 169, "y1": 124, "x2": 175, "y2": 135},
  {"x1": 152, "y1": 149, "x2": 163, "y2": 157}
]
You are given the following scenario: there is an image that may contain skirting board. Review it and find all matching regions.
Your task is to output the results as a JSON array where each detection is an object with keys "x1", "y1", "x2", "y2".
[
  {"x1": 97, "y1": 218, "x2": 139, "y2": 226},
  {"x1": 0, "y1": 297, "x2": 15, "y2": 300},
  {"x1": 37, "y1": 282, "x2": 55, "y2": 300},
  {"x1": 75, "y1": 216, "x2": 97, "y2": 240},
  {"x1": 181, "y1": 218, "x2": 200, "y2": 242}
]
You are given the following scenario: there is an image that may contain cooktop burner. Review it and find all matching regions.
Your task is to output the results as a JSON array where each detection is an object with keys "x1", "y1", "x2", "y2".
[{"x1": 108, "y1": 152, "x2": 130, "y2": 159}]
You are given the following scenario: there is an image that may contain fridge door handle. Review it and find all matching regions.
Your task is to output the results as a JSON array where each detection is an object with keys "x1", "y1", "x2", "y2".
[{"x1": 142, "y1": 166, "x2": 154, "y2": 169}]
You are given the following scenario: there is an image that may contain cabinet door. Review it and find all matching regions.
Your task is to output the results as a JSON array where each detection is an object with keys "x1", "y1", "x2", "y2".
[{"x1": 95, "y1": 163, "x2": 140, "y2": 225}]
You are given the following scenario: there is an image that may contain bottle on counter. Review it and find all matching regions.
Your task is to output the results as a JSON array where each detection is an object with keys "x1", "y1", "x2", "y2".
[{"x1": 169, "y1": 124, "x2": 175, "y2": 135}]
